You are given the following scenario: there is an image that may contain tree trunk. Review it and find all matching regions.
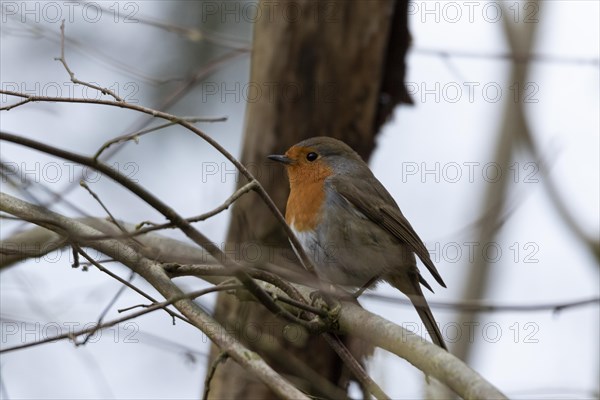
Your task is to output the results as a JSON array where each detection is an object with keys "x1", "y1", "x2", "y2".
[{"x1": 207, "y1": 1, "x2": 412, "y2": 397}]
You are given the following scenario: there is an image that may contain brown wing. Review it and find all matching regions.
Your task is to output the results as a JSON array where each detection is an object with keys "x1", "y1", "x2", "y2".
[{"x1": 331, "y1": 176, "x2": 446, "y2": 288}]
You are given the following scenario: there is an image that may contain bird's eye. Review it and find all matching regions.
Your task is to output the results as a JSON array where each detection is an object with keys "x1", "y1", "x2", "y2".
[{"x1": 306, "y1": 152, "x2": 318, "y2": 162}]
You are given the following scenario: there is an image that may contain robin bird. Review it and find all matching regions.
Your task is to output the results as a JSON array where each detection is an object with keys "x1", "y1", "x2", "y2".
[{"x1": 268, "y1": 136, "x2": 447, "y2": 350}]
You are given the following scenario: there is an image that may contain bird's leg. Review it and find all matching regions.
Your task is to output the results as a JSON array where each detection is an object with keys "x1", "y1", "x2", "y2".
[{"x1": 352, "y1": 275, "x2": 380, "y2": 298}]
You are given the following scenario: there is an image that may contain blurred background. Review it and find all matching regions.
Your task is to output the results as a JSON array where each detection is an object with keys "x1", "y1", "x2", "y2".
[{"x1": 1, "y1": 1, "x2": 598, "y2": 399}]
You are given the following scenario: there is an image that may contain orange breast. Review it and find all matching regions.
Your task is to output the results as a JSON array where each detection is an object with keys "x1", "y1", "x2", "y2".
[
  {"x1": 285, "y1": 162, "x2": 333, "y2": 232},
  {"x1": 286, "y1": 181, "x2": 325, "y2": 231}
]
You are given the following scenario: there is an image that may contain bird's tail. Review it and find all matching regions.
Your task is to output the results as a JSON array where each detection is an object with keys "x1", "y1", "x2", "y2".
[
  {"x1": 389, "y1": 274, "x2": 447, "y2": 351},
  {"x1": 410, "y1": 294, "x2": 447, "y2": 351}
]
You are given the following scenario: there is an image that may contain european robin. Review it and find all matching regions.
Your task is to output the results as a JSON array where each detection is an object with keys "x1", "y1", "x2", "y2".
[{"x1": 269, "y1": 136, "x2": 447, "y2": 350}]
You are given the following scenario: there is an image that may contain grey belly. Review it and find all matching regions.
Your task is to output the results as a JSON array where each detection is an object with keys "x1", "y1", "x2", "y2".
[{"x1": 291, "y1": 221, "x2": 413, "y2": 288}]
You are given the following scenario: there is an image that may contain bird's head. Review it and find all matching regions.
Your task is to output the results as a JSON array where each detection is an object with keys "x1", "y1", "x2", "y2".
[{"x1": 268, "y1": 137, "x2": 364, "y2": 187}]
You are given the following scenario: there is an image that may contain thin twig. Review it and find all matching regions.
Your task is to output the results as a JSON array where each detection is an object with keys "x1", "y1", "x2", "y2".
[
  {"x1": 178, "y1": 260, "x2": 331, "y2": 321},
  {"x1": 225, "y1": 265, "x2": 387, "y2": 398},
  {"x1": 202, "y1": 352, "x2": 229, "y2": 400},
  {"x1": 13, "y1": 180, "x2": 257, "y2": 244},
  {"x1": 116, "y1": 281, "x2": 238, "y2": 314},
  {"x1": 79, "y1": 180, "x2": 148, "y2": 256},
  {"x1": 71, "y1": 246, "x2": 80, "y2": 269},
  {"x1": 93, "y1": 117, "x2": 227, "y2": 161},
  {"x1": 0, "y1": 374, "x2": 8, "y2": 400},
  {"x1": 5, "y1": 31, "x2": 244, "y2": 221},
  {"x1": 239, "y1": 267, "x2": 329, "y2": 318},
  {"x1": 88, "y1": 2, "x2": 251, "y2": 51},
  {"x1": 136, "y1": 180, "x2": 259, "y2": 232},
  {"x1": 0, "y1": 284, "x2": 241, "y2": 354},
  {"x1": 82, "y1": 270, "x2": 135, "y2": 344},
  {"x1": 7, "y1": 95, "x2": 310, "y2": 273},
  {"x1": 0, "y1": 93, "x2": 316, "y2": 276},
  {"x1": 364, "y1": 293, "x2": 600, "y2": 313},
  {"x1": 157, "y1": 261, "x2": 600, "y2": 314},
  {"x1": 1, "y1": 98, "x2": 31, "y2": 111},
  {"x1": 54, "y1": 20, "x2": 124, "y2": 102},
  {"x1": 338, "y1": 301, "x2": 508, "y2": 399},
  {"x1": 165, "y1": 262, "x2": 330, "y2": 317},
  {"x1": 0, "y1": 369, "x2": 9, "y2": 400},
  {"x1": 1, "y1": 193, "x2": 310, "y2": 399},
  {"x1": 272, "y1": 293, "x2": 329, "y2": 318},
  {"x1": 79, "y1": 181, "x2": 125, "y2": 231},
  {"x1": 78, "y1": 181, "x2": 161, "y2": 328},
  {"x1": 518, "y1": 128, "x2": 599, "y2": 260},
  {"x1": 1, "y1": 159, "x2": 90, "y2": 217},
  {"x1": 0, "y1": 133, "x2": 325, "y2": 333},
  {"x1": 414, "y1": 47, "x2": 600, "y2": 67},
  {"x1": 323, "y1": 333, "x2": 389, "y2": 400},
  {"x1": 75, "y1": 245, "x2": 189, "y2": 325}
]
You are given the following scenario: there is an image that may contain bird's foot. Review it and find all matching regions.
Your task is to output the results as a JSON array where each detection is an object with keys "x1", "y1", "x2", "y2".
[{"x1": 309, "y1": 289, "x2": 341, "y2": 321}]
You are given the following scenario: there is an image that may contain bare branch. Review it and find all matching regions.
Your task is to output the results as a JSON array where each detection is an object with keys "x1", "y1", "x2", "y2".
[
  {"x1": 203, "y1": 352, "x2": 229, "y2": 400},
  {"x1": 364, "y1": 293, "x2": 600, "y2": 314},
  {"x1": 1, "y1": 193, "x2": 516, "y2": 399},
  {"x1": 136, "y1": 180, "x2": 259, "y2": 233},
  {"x1": 82, "y1": 267, "x2": 134, "y2": 343},
  {"x1": 79, "y1": 181, "x2": 125, "y2": 232},
  {"x1": 54, "y1": 20, "x2": 124, "y2": 101},
  {"x1": 93, "y1": 117, "x2": 227, "y2": 161},
  {"x1": 0, "y1": 131, "x2": 314, "y2": 330},
  {"x1": 414, "y1": 47, "x2": 600, "y2": 67},
  {"x1": 2, "y1": 179, "x2": 258, "y2": 246},
  {"x1": 4, "y1": 221, "x2": 596, "y2": 315},
  {"x1": 0, "y1": 92, "x2": 316, "y2": 275},
  {"x1": 323, "y1": 333, "x2": 390, "y2": 400},
  {"x1": 0, "y1": 283, "x2": 240, "y2": 354},
  {"x1": 337, "y1": 301, "x2": 508, "y2": 400},
  {"x1": 1, "y1": 158, "x2": 89, "y2": 216},
  {"x1": 88, "y1": 1, "x2": 251, "y2": 51},
  {"x1": 0, "y1": 192, "x2": 310, "y2": 399},
  {"x1": 0, "y1": 98, "x2": 31, "y2": 111},
  {"x1": 75, "y1": 245, "x2": 189, "y2": 325}
]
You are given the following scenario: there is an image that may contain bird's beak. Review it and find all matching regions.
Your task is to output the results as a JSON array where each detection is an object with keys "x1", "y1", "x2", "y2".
[{"x1": 268, "y1": 154, "x2": 293, "y2": 165}]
